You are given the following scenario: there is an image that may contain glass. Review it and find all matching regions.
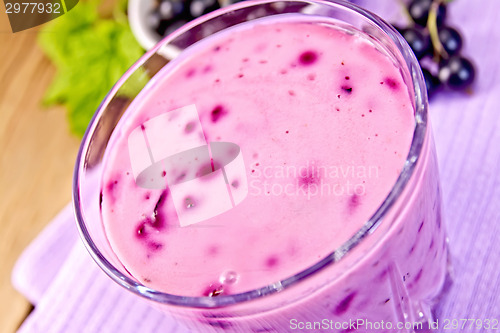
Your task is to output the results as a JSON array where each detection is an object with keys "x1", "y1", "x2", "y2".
[{"x1": 73, "y1": 0, "x2": 450, "y2": 332}]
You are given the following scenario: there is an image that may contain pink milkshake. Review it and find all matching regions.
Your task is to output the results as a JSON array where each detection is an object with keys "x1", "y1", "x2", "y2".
[{"x1": 75, "y1": 1, "x2": 448, "y2": 332}]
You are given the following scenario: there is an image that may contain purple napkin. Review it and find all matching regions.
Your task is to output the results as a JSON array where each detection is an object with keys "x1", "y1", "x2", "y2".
[{"x1": 12, "y1": 1, "x2": 500, "y2": 332}]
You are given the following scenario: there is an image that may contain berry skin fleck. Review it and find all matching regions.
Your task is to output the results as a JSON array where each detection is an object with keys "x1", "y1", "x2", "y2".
[
  {"x1": 297, "y1": 166, "x2": 321, "y2": 187},
  {"x1": 136, "y1": 222, "x2": 147, "y2": 238},
  {"x1": 148, "y1": 241, "x2": 164, "y2": 251},
  {"x1": 298, "y1": 174, "x2": 319, "y2": 187},
  {"x1": 185, "y1": 121, "x2": 196, "y2": 133},
  {"x1": 334, "y1": 292, "x2": 356, "y2": 315},
  {"x1": 418, "y1": 220, "x2": 424, "y2": 233},
  {"x1": 266, "y1": 256, "x2": 279, "y2": 268},
  {"x1": 377, "y1": 269, "x2": 388, "y2": 281},
  {"x1": 106, "y1": 179, "x2": 119, "y2": 193},
  {"x1": 349, "y1": 194, "x2": 360, "y2": 210},
  {"x1": 185, "y1": 68, "x2": 196, "y2": 78},
  {"x1": 203, "y1": 283, "x2": 226, "y2": 297},
  {"x1": 414, "y1": 269, "x2": 423, "y2": 282},
  {"x1": 383, "y1": 77, "x2": 399, "y2": 90},
  {"x1": 201, "y1": 312, "x2": 233, "y2": 329},
  {"x1": 136, "y1": 191, "x2": 169, "y2": 242},
  {"x1": 341, "y1": 85, "x2": 353, "y2": 94},
  {"x1": 210, "y1": 105, "x2": 228, "y2": 123},
  {"x1": 203, "y1": 65, "x2": 213, "y2": 73},
  {"x1": 298, "y1": 51, "x2": 318, "y2": 65},
  {"x1": 207, "y1": 320, "x2": 232, "y2": 329},
  {"x1": 153, "y1": 191, "x2": 168, "y2": 228},
  {"x1": 208, "y1": 245, "x2": 219, "y2": 256},
  {"x1": 197, "y1": 162, "x2": 214, "y2": 177},
  {"x1": 175, "y1": 172, "x2": 187, "y2": 183}
]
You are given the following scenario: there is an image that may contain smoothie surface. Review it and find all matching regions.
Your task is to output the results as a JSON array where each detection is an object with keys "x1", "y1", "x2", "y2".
[{"x1": 100, "y1": 14, "x2": 415, "y2": 296}]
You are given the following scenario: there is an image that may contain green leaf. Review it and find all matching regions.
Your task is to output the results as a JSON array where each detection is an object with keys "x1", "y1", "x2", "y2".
[{"x1": 37, "y1": 0, "x2": 145, "y2": 137}]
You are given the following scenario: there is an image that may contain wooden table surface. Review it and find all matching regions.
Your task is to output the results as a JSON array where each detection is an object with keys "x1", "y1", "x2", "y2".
[{"x1": 0, "y1": 12, "x2": 81, "y2": 333}]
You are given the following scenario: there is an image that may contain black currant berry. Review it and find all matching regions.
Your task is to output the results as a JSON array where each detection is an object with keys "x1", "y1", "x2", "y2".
[
  {"x1": 149, "y1": 0, "x2": 196, "y2": 37},
  {"x1": 147, "y1": 11, "x2": 163, "y2": 33},
  {"x1": 397, "y1": 27, "x2": 432, "y2": 60},
  {"x1": 163, "y1": 19, "x2": 190, "y2": 37},
  {"x1": 156, "y1": 19, "x2": 172, "y2": 36},
  {"x1": 438, "y1": 26, "x2": 463, "y2": 56},
  {"x1": 438, "y1": 56, "x2": 475, "y2": 91},
  {"x1": 158, "y1": 0, "x2": 187, "y2": 21},
  {"x1": 409, "y1": 0, "x2": 447, "y2": 27},
  {"x1": 190, "y1": 0, "x2": 220, "y2": 18},
  {"x1": 421, "y1": 67, "x2": 441, "y2": 97}
]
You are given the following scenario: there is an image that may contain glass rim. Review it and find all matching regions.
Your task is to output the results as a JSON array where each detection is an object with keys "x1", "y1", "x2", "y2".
[{"x1": 73, "y1": 0, "x2": 428, "y2": 308}]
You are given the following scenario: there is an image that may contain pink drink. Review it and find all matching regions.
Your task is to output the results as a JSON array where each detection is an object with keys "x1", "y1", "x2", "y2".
[{"x1": 89, "y1": 5, "x2": 447, "y2": 333}]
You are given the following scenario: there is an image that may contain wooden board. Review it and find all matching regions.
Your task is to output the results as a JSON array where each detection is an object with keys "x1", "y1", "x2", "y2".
[{"x1": 0, "y1": 12, "x2": 80, "y2": 333}]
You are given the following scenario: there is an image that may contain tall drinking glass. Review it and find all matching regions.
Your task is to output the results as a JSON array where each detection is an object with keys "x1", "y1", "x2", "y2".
[{"x1": 74, "y1": 1, "x2": 449, "y2": 332}]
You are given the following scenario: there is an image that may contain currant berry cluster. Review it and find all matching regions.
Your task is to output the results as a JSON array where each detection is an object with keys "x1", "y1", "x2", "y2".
[
  {"x1": 147, "y1": 0, "x2": 242, "y2": 38},
  {"x1": 146, "y1": 0, "x2": 307, "y2": 47},
  {"x1": 395, "y1": 0, "x2": 475, "y2": 97}
]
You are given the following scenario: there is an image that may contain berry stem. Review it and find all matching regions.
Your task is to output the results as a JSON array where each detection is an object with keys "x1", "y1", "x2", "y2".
[
  {"x1": 427, "y1": 0, "x2": 447, "y2": 61},
  {"x1": 397, "y1": 0, "x2": 414, "y2": 27}
]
